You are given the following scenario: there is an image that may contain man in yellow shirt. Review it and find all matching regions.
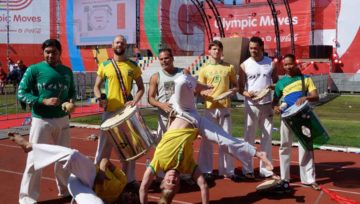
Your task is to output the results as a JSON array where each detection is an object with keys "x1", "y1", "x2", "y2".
[
  {"x1": 8, "y1": 133, "x2": 140, "y2": 204},
  {"x1": 197, "y1": 40, "x2": 239, "y2": 182},
  {"x1": 94, "y1": 35, "x2": 145, "y2": 183}
]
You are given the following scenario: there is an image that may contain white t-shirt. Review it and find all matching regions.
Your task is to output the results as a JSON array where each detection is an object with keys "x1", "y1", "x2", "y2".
[{"x1": 243, "y1": 56, "x2": 274, "y2": 105}]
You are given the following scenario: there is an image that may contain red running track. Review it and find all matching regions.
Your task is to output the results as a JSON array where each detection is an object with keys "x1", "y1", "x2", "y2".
[
  {"x1": 0, "y1": 104, "x2": 101, "y2": 129},
  {"x1": 0, "y1": 127, "x2": 359, "y2": 204}
]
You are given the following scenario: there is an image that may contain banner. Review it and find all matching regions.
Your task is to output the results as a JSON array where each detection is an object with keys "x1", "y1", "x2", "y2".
[
  {"x1": 73, "y1": 0, "x2": 136, "y2": 46},
  {"x1": 160, "y1": 0, "x2": 205, "y2": 56},
  {"x1": 206, "y1": 1, "x2": 311, "y2": 58},
  {"x1": 0, "y1": 0, "x2": 50, "y2": 44}
]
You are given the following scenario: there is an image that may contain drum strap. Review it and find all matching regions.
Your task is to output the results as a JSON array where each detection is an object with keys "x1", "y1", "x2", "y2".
[
  {"x1": 110, "y1": 59, "x2": 132, "y2": 102},
  {"x1": 301, "y1": 74, "x2": 306, "y2": 96}
]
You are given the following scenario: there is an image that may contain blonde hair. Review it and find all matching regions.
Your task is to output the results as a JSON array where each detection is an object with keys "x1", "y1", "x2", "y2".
[{"x1": 158, "y1": 189, "x2": 176, "y2": 204}]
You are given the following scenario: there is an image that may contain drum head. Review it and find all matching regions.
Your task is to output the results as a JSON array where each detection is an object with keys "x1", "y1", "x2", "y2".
[
  {"x1": 252, "y1": 88, "x2": 271, "y2": 101},
  {"x1": 281, "y1": 101, "x2": 309, "y2": 118},
  {"x1": 213, "y1": 90, "x2": 233, "y2": 101},
  {"x1": 100, "y1": 106, "x2": 137, "y2": 130}
]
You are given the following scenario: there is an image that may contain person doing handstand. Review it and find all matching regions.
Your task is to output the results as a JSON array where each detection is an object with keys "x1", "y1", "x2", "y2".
[{"x1": 139, "y1": 72, "x2": 273, "y2": 204}]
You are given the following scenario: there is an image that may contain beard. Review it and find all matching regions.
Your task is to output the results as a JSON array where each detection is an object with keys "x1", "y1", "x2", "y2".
[{"x1": 114, "y1": 48, "x2": 125, "y2": 56}]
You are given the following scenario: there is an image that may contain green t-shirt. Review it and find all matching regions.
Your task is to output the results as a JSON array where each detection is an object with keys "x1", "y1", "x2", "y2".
[{"x1": 17, "y1": 61, "x2": 76, "y2": 118}]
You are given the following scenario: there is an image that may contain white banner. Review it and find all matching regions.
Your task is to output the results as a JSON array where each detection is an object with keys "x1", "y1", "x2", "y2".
[
  {"x1": 0, "y1": 0, "x2": 50, "y2": 44},
  {"x1": 73, "y1": 0, "x2": 136, "y2": 46}
]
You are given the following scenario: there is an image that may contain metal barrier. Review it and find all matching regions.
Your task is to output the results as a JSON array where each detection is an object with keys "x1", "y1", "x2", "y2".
[
  {"x1": 2, "y1": 73, "x2": 358, "y2": 118},
  {"x1": 330, "y1": 73, "x2": 360, "y2": 93},
  {"x1": 0, "y1": 77, "x2": 152, "y2": 120}
]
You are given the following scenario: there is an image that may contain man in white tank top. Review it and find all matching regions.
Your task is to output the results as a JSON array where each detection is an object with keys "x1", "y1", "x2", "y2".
[
  {"x1": 148, "y1": 48, "x2": 183, "y2": 143},
  {"x1": 239, "y1": 36, "x2": 279, "y2": 179}
]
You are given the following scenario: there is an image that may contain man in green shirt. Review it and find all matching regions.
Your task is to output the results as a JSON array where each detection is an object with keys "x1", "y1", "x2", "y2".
[{"x1": 17, "y1": 39, "x2": 76, "y2": 204}]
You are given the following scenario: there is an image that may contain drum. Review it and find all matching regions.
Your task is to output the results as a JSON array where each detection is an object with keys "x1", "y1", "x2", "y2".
[
  {"x1": 281, "y1": 101, "x2": 329, "y2": 150},
  {"x1": 256, "y1": 179, "x2": 291, "y2": 194},
  {"x1": 213, "y1": 90, "x2": 233, "y2": 101},
  {"x1": 100, "y1": 106, "x2": 155, "y2": 161},
  {"x1": 252, "y1": 88, "x2": 271, "y2": 101}
]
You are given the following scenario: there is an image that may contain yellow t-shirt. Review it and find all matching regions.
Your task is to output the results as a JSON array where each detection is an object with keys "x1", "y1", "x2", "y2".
[
  {"x1": 94, "y1": 167, "x2": 127, "y2": 203},
  {"x1": 149, "y1": 128, "x2": 198, "y2": 175},
  {"x1": 97, "y1": 59, "x2": 142, "y2": 112},
  {"x1": 198, "y1": 61, "x2": 236, "y2": 109}
]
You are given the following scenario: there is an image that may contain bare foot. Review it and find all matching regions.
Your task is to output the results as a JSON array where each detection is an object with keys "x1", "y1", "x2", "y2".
[
  {"x1": 8, "y1": 133, "x2": 32, "y2": 153},
  {"x1": 255, "y1": 151, "x2": 273, "y2": 171},
  {"x1": 87, "y1": 134, "x2": 98, "y2": 141}
]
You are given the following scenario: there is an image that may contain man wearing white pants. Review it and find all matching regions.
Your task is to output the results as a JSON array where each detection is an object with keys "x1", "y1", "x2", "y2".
[
  {"x1": 17, "y1": 39, "x2": 76, "y2": 204},
  {"x1": 273, "y1": 54, "x2": 320, "y2": 190},
  {"x1": 197, "y1": 40, "x2": 239, "y2": 181},
  {"x1": 239, "y1": 36, "x2": 278, "y2": 178}
]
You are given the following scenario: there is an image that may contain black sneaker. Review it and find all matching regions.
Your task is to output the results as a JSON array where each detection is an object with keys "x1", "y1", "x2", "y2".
[{"x1": 224, "y1": 174, "x2": 242, "y2": 183}]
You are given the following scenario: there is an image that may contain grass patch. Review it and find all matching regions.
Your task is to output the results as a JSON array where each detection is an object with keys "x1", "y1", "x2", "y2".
[{"x1": 3, "y1": 94, "x2": 358, "y2": 147}]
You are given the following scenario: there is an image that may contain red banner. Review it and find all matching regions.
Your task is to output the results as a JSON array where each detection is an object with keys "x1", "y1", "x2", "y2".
[{"x1": 206, "y1": 1, "x2": 311, "y2": 58}]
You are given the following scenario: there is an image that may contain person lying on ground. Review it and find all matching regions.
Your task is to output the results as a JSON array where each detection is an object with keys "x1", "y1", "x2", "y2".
[{"x1": 8, "y1": 133, "x2": 140, "y2": 204}]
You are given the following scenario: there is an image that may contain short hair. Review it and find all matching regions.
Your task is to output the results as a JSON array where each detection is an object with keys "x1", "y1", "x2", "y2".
[
  {"x1": 283, "y1": 53, "x2": 296, "y2": 61},
  {"x1": 208, "y1": 40, "x2": 223, "y2": 50},
  {"x1": 159, "y1": 48, "x2": 173, "y2": 58},
  {"x1": 250, "y1": 36, "x2": 264, "y2": 47},
  {"x1": 42, "y1": 39, "x2": 62, "y2": 53},
  {"x1": 113, "y1": 35, "x2": 127, "y2": 43}
]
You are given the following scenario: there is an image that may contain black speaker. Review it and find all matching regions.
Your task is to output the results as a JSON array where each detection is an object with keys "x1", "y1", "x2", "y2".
[{"x1": 309, "y1": 45, "x2": 333, "y2": 59}]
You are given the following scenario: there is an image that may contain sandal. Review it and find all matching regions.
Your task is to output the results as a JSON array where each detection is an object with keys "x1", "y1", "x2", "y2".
[
  {"x1": 305, "y1": 182, "x2": 321, "y2": 191},
  {"x1": 269, "y1": 174, "x2": 281, "y2": 180}
]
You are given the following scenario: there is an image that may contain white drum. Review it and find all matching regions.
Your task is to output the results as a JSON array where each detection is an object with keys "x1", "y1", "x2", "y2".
[{"x1": 100, "y1": 106, "x2": 155, "y2": 161}]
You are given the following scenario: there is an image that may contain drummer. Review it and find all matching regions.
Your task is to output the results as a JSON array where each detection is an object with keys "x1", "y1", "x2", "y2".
[
  {"x1": 140, "y1": 72, "x2": 274, "y2": 204},
  {"x1": 93, "y1": 35, "x2": 145, "y2": 183},
  {"x1": 197, "y1": 40, "x2": 240, "y2": 182},
  {"x1": 272, "y1": 53, "x2": 320, "y2": 190}
]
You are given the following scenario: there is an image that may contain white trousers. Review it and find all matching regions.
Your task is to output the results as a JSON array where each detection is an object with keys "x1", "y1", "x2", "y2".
[
  {"x1": 31, "y1": 144, "x2": 103, "y2": 204},
  {"x1": 19, "y1": 116, "x2": 71, "y2": 204},
  {"x1": 279, "y1": 120, "x2": 316, "y2": 184},
  {"x1": 94, "y1": 111, "x2": 136, "y2": 183},
  {"x1": 198, "y1": 108, "x2": 235, "y2": 176},
  {"x1": 155, "y1": 112, "x2": 168, "y2": 144},
  {"x1": 184, "y1": 111, "x2": 256, "y2": 170},
  {"x1": 243, "y1": 103, "x2": 274, "y2": 177}
]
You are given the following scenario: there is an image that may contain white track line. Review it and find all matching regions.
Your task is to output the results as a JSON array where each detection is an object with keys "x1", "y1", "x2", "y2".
[
  {"x1": 0, "y1": 143, "x2": 357, "y2": 169},
  {"x1": 1, "y1": 144, "x2": 359, "y2": 197},
  {"x1": 0, "y1": 169, "x2": 55, "y2": 181}
]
